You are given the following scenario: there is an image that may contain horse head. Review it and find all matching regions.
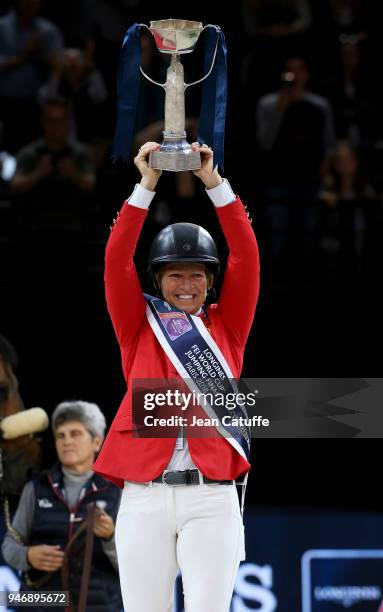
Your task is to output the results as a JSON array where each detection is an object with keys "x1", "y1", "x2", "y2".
[
  {"x1": 0, "y1": 357, "x2": 25, "y2": 417},
  {"x1": 0, "y1": 335, "x2": 43, "y2": 496}
]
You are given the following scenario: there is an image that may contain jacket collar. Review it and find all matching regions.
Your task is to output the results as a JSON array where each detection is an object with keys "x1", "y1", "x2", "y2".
[{"x1": 47, "y1": 461, "x2": 106, "y2": 494}]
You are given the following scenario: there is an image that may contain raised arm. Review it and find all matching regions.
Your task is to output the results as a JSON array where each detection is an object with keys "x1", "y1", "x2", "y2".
[
  {"x1": 192, "y1": 143, "x2": 260, "y2": 348},
  {"x1": 215, "y1": 198, "x2": 260, "y2": 347},
  {"x1": 105, "y1": 142, "x2": 161, "y2": 348}
]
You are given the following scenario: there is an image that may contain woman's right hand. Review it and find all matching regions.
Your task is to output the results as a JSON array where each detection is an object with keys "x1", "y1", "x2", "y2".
[
  {"x1": 134, "y1": 142, "x2": 162, "y2": 191},
  {"x1": 26, "y1": 544, "x2": 64, "y2": 571}
]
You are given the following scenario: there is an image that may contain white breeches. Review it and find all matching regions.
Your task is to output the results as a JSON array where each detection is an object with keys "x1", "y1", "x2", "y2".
[{"x1": 115, "y1": 481, "x2": 245, "y2": 612}]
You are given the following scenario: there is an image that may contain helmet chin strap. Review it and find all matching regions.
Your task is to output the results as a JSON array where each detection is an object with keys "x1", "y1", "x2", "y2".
[
  {"x1": 206, "y1": 286, "x2": 216, "y2": 302},
  {"x1": 152, "y1": 272, "x2": 161, "y2": 296}
]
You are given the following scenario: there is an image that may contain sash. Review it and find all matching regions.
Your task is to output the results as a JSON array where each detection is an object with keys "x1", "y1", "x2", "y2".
[{"x1": 143, "y1": 294, "x2": 251, "y2": 462}]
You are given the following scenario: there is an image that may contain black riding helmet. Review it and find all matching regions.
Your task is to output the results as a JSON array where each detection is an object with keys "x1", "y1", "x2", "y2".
[{"x1": 148, "y1": 223, "x2": 220, "y2": 296}]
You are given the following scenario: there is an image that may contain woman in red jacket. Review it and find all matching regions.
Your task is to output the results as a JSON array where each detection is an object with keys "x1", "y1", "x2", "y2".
[{"x1": 94, "y1": 141, "x2": 260, "y2": 612}]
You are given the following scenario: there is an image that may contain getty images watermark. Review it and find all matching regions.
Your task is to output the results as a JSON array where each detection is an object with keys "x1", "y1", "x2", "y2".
[
  {"x1": 130, "y1": 378, "x2": 383, "y2": 438},
  {"x1": 131, "y1": 379, "x2": 270, "y2": 438},
  {"x1": 142, "y1": 388, "x2": 270, "y2": 429}
]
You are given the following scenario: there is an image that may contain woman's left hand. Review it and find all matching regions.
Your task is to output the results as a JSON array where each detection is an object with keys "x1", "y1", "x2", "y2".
[{"x1": 191, "y1": 143, "x2": 222, "y2": 189}]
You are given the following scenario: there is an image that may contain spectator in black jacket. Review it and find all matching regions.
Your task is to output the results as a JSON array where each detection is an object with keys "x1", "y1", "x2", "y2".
[{"x1": 2, "y1": 400, "x2": 122, "y2": 612}]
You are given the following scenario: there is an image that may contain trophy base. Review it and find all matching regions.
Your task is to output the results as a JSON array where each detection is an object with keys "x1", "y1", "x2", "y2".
[{"x1": 149, "y1": 149, "x2": 201, "y2": 172}]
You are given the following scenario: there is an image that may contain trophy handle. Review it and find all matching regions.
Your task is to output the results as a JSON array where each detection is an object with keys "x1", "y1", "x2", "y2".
[
  {"x1": 184, "y1": 25, "x2": 220, "y2": 90},
  {"x1": 140, "y1": 66, "x2": 166, "y2": 89},
  {"x1": 138, "y1": 23, "x2": 166, "y2": 89}
]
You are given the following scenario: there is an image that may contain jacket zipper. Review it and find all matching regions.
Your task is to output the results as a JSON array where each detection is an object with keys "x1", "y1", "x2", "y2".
[
  {"x1": 45, "y1": 473, "x2": 107, "y2": 612},
  {"x1": 47, "y1": 473, "x2": 107, "y2": 539}
]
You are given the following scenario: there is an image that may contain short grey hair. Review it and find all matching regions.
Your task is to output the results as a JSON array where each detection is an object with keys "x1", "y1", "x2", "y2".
[{"x1": 52, "y1": 400, "x2": 106, "y2": 438}]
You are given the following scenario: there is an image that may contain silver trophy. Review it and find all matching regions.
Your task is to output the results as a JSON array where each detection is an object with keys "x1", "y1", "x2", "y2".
[{"x1": 139, "y1": 19, "x2": 220, "y2": 172}]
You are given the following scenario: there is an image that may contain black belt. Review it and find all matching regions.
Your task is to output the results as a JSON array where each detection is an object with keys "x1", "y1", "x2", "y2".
[{"x1": 152, "y1": 469, "x2": 234, "y2": 486}]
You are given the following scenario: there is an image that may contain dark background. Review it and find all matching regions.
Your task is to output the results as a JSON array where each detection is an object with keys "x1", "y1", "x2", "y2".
[{"x1": 1, "y1": 0, "x2": 382, "y2": 510}]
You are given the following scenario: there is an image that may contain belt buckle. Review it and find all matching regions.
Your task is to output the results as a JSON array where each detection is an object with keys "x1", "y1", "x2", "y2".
[{"x1": 161, "y1": 470, "x2": 170, "y2": 485}]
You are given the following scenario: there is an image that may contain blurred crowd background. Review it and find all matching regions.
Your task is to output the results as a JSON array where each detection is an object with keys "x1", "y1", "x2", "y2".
[{"x1": 1, "y1": 0, "x2": 382, "y2": 509}]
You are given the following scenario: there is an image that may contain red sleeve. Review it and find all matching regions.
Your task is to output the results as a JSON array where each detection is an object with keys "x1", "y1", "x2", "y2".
[
  {"x1": 215, "y1": 197, "x2": 260, "y2": 348},
  {"x1": 104, "y1": 201, "x2": 148, "y2": 348}
]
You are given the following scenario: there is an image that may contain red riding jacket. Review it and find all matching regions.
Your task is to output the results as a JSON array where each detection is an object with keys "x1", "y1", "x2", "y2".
[{"x1": 93, "y1": 195, "x2": 260, "y2": 487}]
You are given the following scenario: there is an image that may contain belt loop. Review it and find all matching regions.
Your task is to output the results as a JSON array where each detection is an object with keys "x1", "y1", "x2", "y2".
[
  {"x1": 148, "y1": 480, "x2": 153, "y2": 487},
  {"x1": 198, "y1": 470, "x2": 204, "y2": 485}
]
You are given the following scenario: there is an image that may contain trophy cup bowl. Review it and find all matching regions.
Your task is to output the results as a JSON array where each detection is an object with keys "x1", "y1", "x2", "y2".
[
  {"x1": 150, "y1": 19, "x2": 203, "y2": 54},
  {"x1": 146, "y1": 19, "x2": 204, "y2": 172}
]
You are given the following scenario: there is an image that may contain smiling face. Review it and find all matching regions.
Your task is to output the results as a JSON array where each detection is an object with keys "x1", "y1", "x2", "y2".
[
  {"x1": 157, "y1": 263, "x2": 213, "y2": 314},
  {"x1": 54, "y1": 420, "x2": 102, "y2": 473}
]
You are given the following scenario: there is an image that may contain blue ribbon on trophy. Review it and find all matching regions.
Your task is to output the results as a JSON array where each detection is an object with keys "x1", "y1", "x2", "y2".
[
  {"x1": 197, "y1": 26, "x2": 227, "y2": 171},
  {"x1": 112, "y1": 23, "x2": 141, "y2": 166},
  {"x1": 112, "y1": 19, "x2": 228, "y2": 172}
]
